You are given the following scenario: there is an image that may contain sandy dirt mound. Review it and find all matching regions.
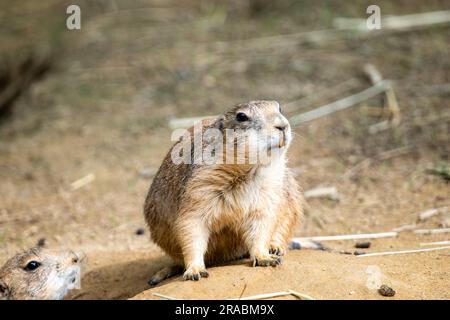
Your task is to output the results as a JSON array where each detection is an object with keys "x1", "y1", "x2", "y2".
[{"x1": 68, "y1": 238, "x2": 449, "y2": 300}]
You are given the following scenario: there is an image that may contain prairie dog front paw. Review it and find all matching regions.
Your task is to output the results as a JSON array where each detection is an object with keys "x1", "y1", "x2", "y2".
[
  {"x1": 269, "y1": 244, "x2": 286, "y2": 256},
  {"x1": 252, "y1": 253, "x2": 282, "y2": 267},
  {"x1": 183, "y1": 266, "x2": 209, "y2": 281}
]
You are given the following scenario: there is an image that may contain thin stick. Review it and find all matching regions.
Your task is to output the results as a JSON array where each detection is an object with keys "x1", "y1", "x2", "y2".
[
  {"x1": 231, "y1": 290, "x2": 315, "y2": 300},
  {"x1": 418, "y1": 206, "x2": 449, "y2": 221},
  {"x1": 363, "y1": 64, "x2": 401, "y2": 134},
  {"x1": 288, "y1": 290, "x2": 315, "y2": 300},
  {"x1": 167, "y1": 79, "x2": 359, "y2": 128},
  {"x1": 363, "y1": 64, "x2": 383, "y2": 84},
  {"x1": 229, "y1": 291, "x2": 291, "y2": 300},
  {"x1": 420, "y1": 241, "x2": 450, "y2": 246},
  {"x1": 357, "y1": 246, "x2": 450, "y2": 258},
  {"x1": 238, "y1": 284, "x2": 248, "y2": 299},
  {"x1": 152, "y1": 293, "x2": 178, "y2": 300},
  {"x1": 414, "y1": 228, "x2": 450, "y2": 235},
  {"x1": 283, "y1": 78, "x2": 360, "y2": 113},
  {"x1": 289, "y1": 81, "x2": 389, "y2": 126},
  {"x1": 292, "y1": 231, "x2": 397, "y2": 242},
  {"x1": 392, "y1": 224, "x2": 417, "y2": 232},
  {"x1": 70, "y1": 173, "x2": 95, "y2": 191},
  {"x1": 334, "y1": 10, "x2": 450, "y2": 32},
  {"x1": 304, "y1": 186, "x2": 339, "y2": 201}
]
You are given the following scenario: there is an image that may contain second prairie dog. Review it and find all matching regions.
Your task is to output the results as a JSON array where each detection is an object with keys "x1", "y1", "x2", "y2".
[
  {"x1": 144, "y1": 100, "x2": 303, "y2": 283},
  {"x1": 0, "y1": 247, "x2": 84, "y2": 300}
]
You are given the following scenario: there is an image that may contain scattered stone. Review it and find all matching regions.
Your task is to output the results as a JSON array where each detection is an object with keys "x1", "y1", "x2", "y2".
[
  {"x1": 24, "y1": 172, "x2": 35, "y2": 181},
  {"x1": 354, "y1": 250, "x2": 366, "y2": 256},
  {"x1": 340, "y1": 251, "x2": 353, "y2": 255},
  {"x1": 355, "y1": 241, "x2": 371, "y2": 249},
  {"x1": 378, "y1": 285, "x2": 396, "y2": 297},
  {"x1": 138, "y1": 168, "x2": 157, "y2": 179},
  {"x1": 135, "y1": 228, "x2": 145, "y2": 235},
  {"x1": 289, "y1": 239, "x2": 325, "y2": 250},
  {"x1": 440, "y1": 218, "x2": 450, "y2": 228},
  {"x1": 304, "y1": 186, "x2": 340, "y2": 201},
  {"x1": 36, "y1": 238, "x2": 46, "y2": 247}
]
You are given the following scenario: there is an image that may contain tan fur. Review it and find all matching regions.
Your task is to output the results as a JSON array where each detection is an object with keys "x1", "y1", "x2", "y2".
[
  {"x1": 144, "y1": 100, "x2": 303, "y2": 282},
  {"x1": 0, "y1": 247, "x2": 84, "y2": 300}
]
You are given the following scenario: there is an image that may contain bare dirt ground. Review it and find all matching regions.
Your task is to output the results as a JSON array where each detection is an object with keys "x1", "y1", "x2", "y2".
[{"x1": 0, "y1": 1, "x2": 449, "y2": 300}]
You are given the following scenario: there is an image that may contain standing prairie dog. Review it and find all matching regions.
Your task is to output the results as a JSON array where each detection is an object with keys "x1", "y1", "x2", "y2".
[
  {"x1": 0, "y1": 247, "x2": 84, "y2": 300},
  {"x1": 144, "y1": 100, "x2": 303, "y2": 284}
]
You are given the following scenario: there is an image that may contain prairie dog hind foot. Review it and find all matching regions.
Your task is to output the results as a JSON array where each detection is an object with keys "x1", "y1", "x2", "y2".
[{"x1": 148, "y1": 265, "x2": 183, "y2": 286}]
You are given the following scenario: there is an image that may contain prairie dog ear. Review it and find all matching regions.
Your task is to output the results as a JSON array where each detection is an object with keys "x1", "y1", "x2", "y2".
[
  {"x1": 0, "y1": 278, "x2": 10, "y2": 300},
  {"x1": 215, "y1": 116, "x2": 225, "y2": 131}
]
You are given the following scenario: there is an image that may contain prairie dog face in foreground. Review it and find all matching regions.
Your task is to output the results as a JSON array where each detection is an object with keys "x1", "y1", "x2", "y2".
[
  {"x1": 0, "y1": 247, "x2": 84, "y2": 300},
  {"x1": 218, "y1": 100, "x2": 292, "y2": 162}
]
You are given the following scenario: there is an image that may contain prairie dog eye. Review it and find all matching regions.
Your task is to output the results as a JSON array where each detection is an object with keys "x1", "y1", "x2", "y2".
[
  {"x1": 236, "y1": 112, "x2": 249, "y2": 122},
  {"x1": 24, "y1": 261, "x2": 41, "y2": 271}
]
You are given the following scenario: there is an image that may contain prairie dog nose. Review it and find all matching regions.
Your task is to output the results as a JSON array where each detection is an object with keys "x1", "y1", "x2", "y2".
[
  {"x1": 70, "y1": 251, "x2": 86, "y2": 264},
  {"x1": 274, "y1": 116, "x2": 289, "y2": 132}
]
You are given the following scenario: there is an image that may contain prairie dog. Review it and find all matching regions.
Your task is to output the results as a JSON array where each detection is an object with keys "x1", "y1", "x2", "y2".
[
  {"x1": 144, "y1": 100, "x2": 303, "y2": 283},
  {"x1": 0, "y1": 247, "x2": 84, "y2": 300}
]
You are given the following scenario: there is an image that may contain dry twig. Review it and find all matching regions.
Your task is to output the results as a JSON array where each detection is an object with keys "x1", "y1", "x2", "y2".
[
  {"x1": 70, "y1": 174, "x2": 95, "y2": 191},
  {"x1": 334, "y1": 10, "x2": 450, "y2": 32},
  {"x1": 304, "y1": 186, "x2": 339, "y2": 201},
  {"x1": 152, "y1": 293, "x2": 178, "y2": 300},
  {"x1": 363, "y1": 64, "x2": 401, "y2": 134},
  {"x1": 357, "y1": 246, "x2": 450, "y2": 258},
  {"x1": 292, "y1": 231, "x2": 397, "y2": 242},
  {"x1": 420, "y1": 241, "x2": 450, "y2": 246},
  {"x1": 414, "y1": 228, "x2": 450, "y2": 235},
  {"x1": 289, "y1": 81, "x2": 389, "y2": 126},
  {"x1": 418, "y1": 206, "x2": 449, "y2": 222},
  {"x1": 230, "y1": 290, "x2": 314, "y2": 300}
]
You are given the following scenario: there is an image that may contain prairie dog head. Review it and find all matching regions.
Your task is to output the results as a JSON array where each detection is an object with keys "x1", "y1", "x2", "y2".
[
  {"x1": 217, "y1": 100, "x2": 291, "y2": 163},
  {"x1": 171, "y1": 100, "x2": 292, "y2": 165},
  {"x1": 0, "y1": 247, "x2": 84, "y2": 300}
]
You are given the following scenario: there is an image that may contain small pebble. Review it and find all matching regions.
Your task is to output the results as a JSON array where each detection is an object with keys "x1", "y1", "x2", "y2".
[
  {"x1": 24, "y1": 172, "x2": 35, "y2": 181},
  {"x1": 340, "y1": 251, "x2": 353, "y2": 255},
  {"x1": 138, "y1": 168, "x2": 157, "y2": 179},
  {"x1": 135, "y1": 228, "x2": 145, "y2": 235},
  {"x1": 290, "y1": 241, "x2": 301, "y2": 250},
  {"x1": 36, "y1": 238, "x2": 46, "y2": 247},
  {"x1": 354, "y1": 250, "x2": 365, "y2": 256},
  {"x1": 355, "y1": 241, "x2": 371, "y2": 249},
  {"x1": 378, "y1": 285, "x2": 396, "y2": 297}
]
